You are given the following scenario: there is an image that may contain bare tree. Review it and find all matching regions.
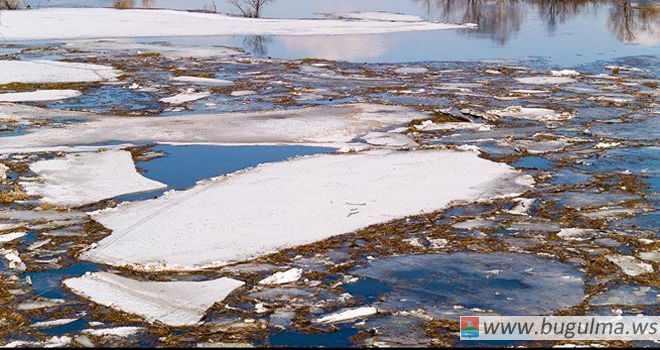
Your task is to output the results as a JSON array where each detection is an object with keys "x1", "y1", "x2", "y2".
[
  {"x1": 1, "y1": 0, "x2": 23, "y2": 10},
  {"x1": 228, "y1": 0, "x2": 273, "y2": 18}
]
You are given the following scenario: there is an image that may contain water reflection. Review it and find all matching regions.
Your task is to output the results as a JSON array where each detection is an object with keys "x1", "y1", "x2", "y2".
[
  {"x1": 609, "y1": 1, "x2": 660, "y2": 45},
  {"x1": 243, "y1": 35, "x2": 271, "y2": 56},
  {"x1": 415, "y1": 0, "x2": 658, "y2": 46}
]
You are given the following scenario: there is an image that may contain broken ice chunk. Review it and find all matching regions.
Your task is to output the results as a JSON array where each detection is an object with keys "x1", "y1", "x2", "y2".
[
  {"x1": 258, "y1": 268, "x2": 302, "y2": 285},
  {"x1": 21, "y1": 150, "x2": 166, "y2": 207},
  {"x1": 63, "y1": 272, "x2": 244, "y2": 327}
]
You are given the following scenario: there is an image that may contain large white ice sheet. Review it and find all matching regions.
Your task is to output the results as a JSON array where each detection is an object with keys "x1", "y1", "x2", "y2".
[
  {"x1": 0, "y1": 60, "x2": 121, "y2": 84},
  {"x1": 63, "y1": 272, "x2": 244, "y2": 327},
  {"x1": 0, "y1": 104, "x2": 428, "y2": 150},
  {"x1": 0, "y1": 8, "x2": 470, "y2": 41},
  {"x1": 21, "y1": 151, "x2": 166, "y2": 207},
  {"x1": 82, "y1": 150, "x2": 533, "y2": 271}
]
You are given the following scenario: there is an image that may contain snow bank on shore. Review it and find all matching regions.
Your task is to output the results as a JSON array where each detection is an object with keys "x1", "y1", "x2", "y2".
[{"x1": 1, "y1": 8, "x2": 469, "y2": 41}]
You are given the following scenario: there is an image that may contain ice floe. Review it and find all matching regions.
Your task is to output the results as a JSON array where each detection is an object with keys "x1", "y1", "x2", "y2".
[
  {"x1": 21, "y1": 150, "x2": 166, "y2": 207},
  {"x1": 0, "y1": 90, "x2": 82, "y2": 102},
  {"x1": 66, "y1": 39, "x2": 245, "y2": 59},
  {"x1": 258, "y1": 268, "x2": 303, "y2": 285},
  {"x1": 172, "y1": 76, "x2": 234, "y2": 86},
  {"x1": 0, "y1": 60, "x2": 121, "y2": 84},
  {"x1": 0, "y1": 8, "x2": 469, "y2": 41},
  {"x1": 487, "y1": 106, "x2": 572, "y2": 121},
  {"x1": 606, "y1": 254, "x2": 654, "y2": 277},
  {"x1": 0, "y1": 231, "x2": 26, "y2": 244},
  {"x1": 515, "y1": 76, "x2": 576, "y2": 84},
  {"x1": 82, "y1": 149, "x2": 532, "y2": 271},
  {"x1": 81, "y1": 326, "x2": 144, "y2": 337},
  {"x1": 314, "y1": 306, "x2": 378, "y2": 324},
  {"x1": 31, "y1": 318, "x2": 79, "y2": 329},
  {"x1": 0, "y1": 104, "x2": 428, "y2": 149},
  {"x1": 160, "y1": 91, "x2": 210, "y2": 104},
  {"x1": 63, "y1": 272, "x2": 244, "y2": 327}
]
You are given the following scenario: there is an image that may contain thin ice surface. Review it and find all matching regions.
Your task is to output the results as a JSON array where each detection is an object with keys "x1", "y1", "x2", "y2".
[
  {"x1": 351, "y1": 252, "x2": 584, "y2": 315},
  {"x1": 63, "y1": 272, "x2": 244, "y2": 327},
  {"x1": 83, "y1": 150, "x2": 532, "y2": 271}
]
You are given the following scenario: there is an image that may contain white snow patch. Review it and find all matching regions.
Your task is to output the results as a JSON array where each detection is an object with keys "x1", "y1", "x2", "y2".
[
  {"x1": 82, "y1": 326, "x2": 143, "y2": 337},
  {"x1": 31, "y1": 318, "x2": 79, "y2": 329},
  {"x1": 550, "y1": 70, "x2": 580, "y2": 77},
  {"x1": 360, "y1": 132, "x2": 417, "y2": 148},
  {"x1": 0, "y1": 104, "x2": 428, "y2": 150},
  {"x1": 0, "y1": 231, "x2": 26, "y2": 244},
  {"x1": 82, "y1": 149, "x2": 533, "y2": 271},
  {"x1": 21, "y1": 151, "x2": 166, "y2": 207},
  {"x1": 160, "y1": 91, "x2": 210, "y2": 104},
  {"x1": 63, "y1": 272, "x2": 244, "y2": 327},
  {"x1": 505, "y1": 198, "x2": 535, "y2": 215},
  {"x1": 595, "y1": 142, "x2": 621, "y2": 149},
  {"x1": 230, "y1": 90, "x2": 256, "y2": 97},
  {"x1": 0, "y1": 90, "x2": 82, "y2": 102},
  {"x1": 0, "y1": 8, "x2": 469, "y2": 41},
  {"x1": 487, "y1": 106, "x2": 572, "y2": 121},
  {"x1": 2, "y1": 336, "x2": 72, "y2": 348},
  {"x1": 515, "y1": 76, "x2": 576, "y2": 84},
  {"x1": 314, "y1": 306, "x2": 377, "y2": 324},
  {"x1": 66, "y1": 39, "x2": 244, "y2": 59},
  {"x1": 606, "y1": 255, "x2": 654, "y2": 277},
  {"x1": 258, "y1": 268, "x2": 302, "y2": 285},
  {"x1": 0, "y1": 164, "x2": 8, "y2": 181},
  {"x1": 0, "y1": 60, "x2": 120, "y2": 84},
  {"x1": 172, "y1": 76, "x2": 233, "y2": 86},
  {"x1": 414, "y1": 120, "x2": 491, "y2": 131},
  {"x1": 394, "y1": 67, "x2": 429, "y2": 74}
]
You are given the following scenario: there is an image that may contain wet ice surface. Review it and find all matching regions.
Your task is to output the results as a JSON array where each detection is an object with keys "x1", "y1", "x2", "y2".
[
  {"x1": 351, "y1": 252, "x2": 585, "y2": 316},
  {"x1": 120, "y1": 144, "x2": 335, "y2": 201},
  {"x1": 1, "y1": 1, "x2": 659, "y2": 347}
]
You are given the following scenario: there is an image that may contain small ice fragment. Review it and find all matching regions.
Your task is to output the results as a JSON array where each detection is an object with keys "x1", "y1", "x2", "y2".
[
  {"x1": 314, "y1": 306, "x2": 377, "y2": 324},
  {"x1": 258, "y1": 268, "x2": 302, "y2": 285}
]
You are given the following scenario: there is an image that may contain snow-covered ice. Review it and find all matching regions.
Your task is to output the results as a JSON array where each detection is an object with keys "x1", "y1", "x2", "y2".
[
  {"x1": 82, "y1": 149, "x2": 532, "y2": 271},
  {"x1": 81, "y1": 327, "x2": 144, "y2": 337},
  {"x1": 159, "y1": 91, "x2": 210, "y2": 104},
  {"x1": 0, "y1": 8, "x2": 469, "y2": 41},
  {"x1": 515, "y1": 76, "x2": 576, "y2": 84},
  {"x1": 0, "y1": 231, "x2": 26, "y2": 244},
  {"x1": 487, "y1": 106, "x2": 572, "y2": 121},
  {"x1": 258, "y1": 268, "x2": 303, "y2": 285},
  {"x1": 0, "y1": 60, "x2": 121, "y2": 84},
  {"x1": 0, "y1": 104, "x2": 429, "y2": 150},
  {"x1": 63, "y1": 272, "x2": 244, "y2": 327},
  {"x1": 21, "y1": 150, "x2": 166, "y2": 207},
  {"x1": 172, "y1": 76, "x2": 234, "y2": 86},
  {"x1": 606, "y1": 255, "x2": 654, "y2": 277},
  {"x1": 0, "y1": 90, "x2": 82, "y2": 102},
  {"x1": 314, "y1": 306, "x2": 378, "y2": 324}
]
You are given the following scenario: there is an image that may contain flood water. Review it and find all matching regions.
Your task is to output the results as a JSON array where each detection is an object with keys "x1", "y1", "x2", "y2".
[
  {"x1": 23, "y1": 0, "x2": 660, "y2": 65},
  {"x1": 1, "y1": 0, "x2": 658, "y2": 348}
]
